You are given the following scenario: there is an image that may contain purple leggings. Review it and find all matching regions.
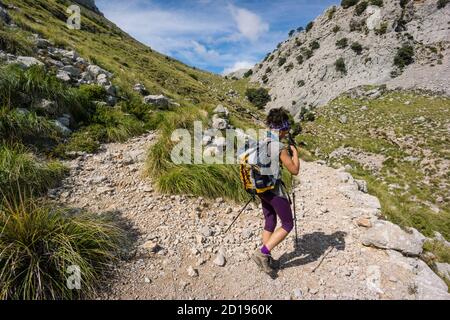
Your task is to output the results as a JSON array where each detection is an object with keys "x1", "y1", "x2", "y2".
[{"x1": 258, "y1": 192, "x2": 294, "y2": 233}]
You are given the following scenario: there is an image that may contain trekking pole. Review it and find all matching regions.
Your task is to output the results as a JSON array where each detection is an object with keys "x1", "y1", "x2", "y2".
[
  {"x1": 288, "y1": 133, "x2": 299, "y2": 246},
  {"x1": 224, "y1": 196, "x2": 253, "y2": 234}
]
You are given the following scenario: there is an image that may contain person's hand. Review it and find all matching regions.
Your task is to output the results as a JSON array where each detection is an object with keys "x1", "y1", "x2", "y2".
[{"x1": 289, "y1": 145, "x2": 298, "y2": 156}]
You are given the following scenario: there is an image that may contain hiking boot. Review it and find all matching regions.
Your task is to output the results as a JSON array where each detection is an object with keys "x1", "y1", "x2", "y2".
[
  {"x1": 252, "y1": 249, "x2": 274, "y2": 274},
  {"x1": 268, "y1": 256, "x2": 280, "y2": 270}
]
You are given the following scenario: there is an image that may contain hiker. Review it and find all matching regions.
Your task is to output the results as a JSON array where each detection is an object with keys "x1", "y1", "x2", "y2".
[{"x1": 251, "y1": 108, "x2": 300, "y2": 274}]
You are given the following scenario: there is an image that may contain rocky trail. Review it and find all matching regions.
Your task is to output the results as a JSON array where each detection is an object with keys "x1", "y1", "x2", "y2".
[{"x1": 52, "y1": 133, "x2": 450, "y2": 300}]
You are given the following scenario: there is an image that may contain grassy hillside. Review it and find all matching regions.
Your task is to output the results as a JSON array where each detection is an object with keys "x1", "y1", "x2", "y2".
[
  {"x1": 298, "y1": 89, "x2": 450, "y2": 241},
  {"x1": 3, "y1": 0, "x2": 257, "y2": 110}
]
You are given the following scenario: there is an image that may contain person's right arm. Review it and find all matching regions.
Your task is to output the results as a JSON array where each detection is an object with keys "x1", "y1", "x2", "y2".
[{"x1": 280, "y1": 146, "x2": 300, "y2": 176}]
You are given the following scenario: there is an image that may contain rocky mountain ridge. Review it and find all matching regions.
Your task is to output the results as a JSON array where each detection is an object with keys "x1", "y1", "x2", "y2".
[
  {"x1": 73, "y1": 0, "x2": 102, "y2": 15},
  {"x1": 250, "y1": 0, "x2": 450, "y2": 116}
]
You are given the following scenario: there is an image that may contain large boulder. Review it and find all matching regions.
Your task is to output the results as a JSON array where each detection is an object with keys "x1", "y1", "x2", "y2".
[
  {"x1": 35, "y1": 38, "x2": 51, "y2": 49},
  {"x1": 87, "y1": 65, "x2": 112, "y2": 78},
  {"x1": 143, "y1": 95, "x2": 170, "y2": 109},
  {"x1": 61, "y1": 50, "x2": 79, "y2": 62},
  {"x1": 15, "y1": 56, "x2": 44, "y2": 68},
  {"x1": 362, "y1": 220, "x2": 426, "y2": 256},
  {"x1": 213, "y1": 104, "x2": 229, "y2": 118},
  {"x1": 133, "y1": 83, "x2": 148, "y2": 95},
  {"x1": 414, "y1": 260, "x2": 450, "y2": 300},
  {"x1": 61, "y1": 65, "x2": 81, "y2": 77},
  {"x1": 97, "y1": 73, "x2": 111, "y2": 86},
  {"x1": 212, "y1": 115, "x2": 228, "y2": 130},
  {"x1": 56, "y1": 70, "x2": 72, "y2": 82}
]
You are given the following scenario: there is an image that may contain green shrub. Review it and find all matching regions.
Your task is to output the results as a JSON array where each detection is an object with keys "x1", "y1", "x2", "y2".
[
  {"x1": 262, "y1": 75, "x2": 269, "y2": 84},
  {"x1": 158, "y1": 165, "x2": 249, "y2": 202},
  {"x1": 56, "y1": 127, "x2": 102, "y2": 156},
  {"x1": 394, "y1": 44, "x2": 414, "y2": 68},
  {"x1": 0, "y1": 144, "x2": 67, "y2": 202},
  {"x1": 333, "y1": 25, "x2": 341, "y2": 33},
  {"x1": 56, "y1": 103, "x2": 145, "y2": 157},
  {"x1": 400, "y1": 0, "x2": 410, "y2": 8},
  {"x1": 336, "y1": 38, "x2": 349, "y2": 49},
  {"x1": 355, "y1": 1, "x2": 368, "y2": 15},
  {"x1": 296, "y1": 55, "x2": 304, "y2": 65},
  {"x1": 423, "y1": 240, "x2": 450, "y2": 264},
  {"x1": 306, "y1": 21, "x2": 314, "y2": 32},
  {"x1": 375, "y1": 22, "x2": 388, "y2": 35},
  {"x1": 327, "y1": 6, "x2": 337, "y2": 20},
  {"x1": 0, "y1": 30, "x2": 33, "y2": 56},
  {"x1": 289, "y1": 29, "x2": 296, "y2": 37},
  {"x1": 370, "y1": 0, "x2": 384, "y2": 6},
  {"x1": 351, "y1": 42, "x2": 363, "y2": 54},
  {"x1": 0, "y1": 108, "x2": 60, "y2": 145},
  {"x1": 284, "y1": 62, "x2": 294, "y2": 73},
  {"x1": 78, "y1": 84, "x2": 107, "y2": 101},
  {"x1": 278, "y1": 57, "x2": 287, "y2": 67},
  {"x1": 297, "y1": 80, "x2": 305, "y2": 87},
  {"x1": 0, "y1": 65, "x2": 93, "y2": 123},
  {"x1": 246, "y1": 88, "x2": 271, "y2": 109},
  {"x1": 437, "y1": 0, "x2": 449, "y2": 8},
  {"x1": 335, "y1": 58, "x2": 347, "y2": 74},
  {"x1": 301, "y1": 48, "x2": 314, "y2": 59},
  {"x1": 342, "y1": 0, "x2": 360, "y2": 9},
  {"x1": 350, "y1": 18, "x2": 365, "y2": 32},
  {"x1": 309, "y1": 40, "x2": 320, "y2": 50},
  {"x1": 0, "y1": 197, "x2": 126, "y2": 299},
  {"x1": 244, "y1": 69, "x2": 253, "y2": 78}
]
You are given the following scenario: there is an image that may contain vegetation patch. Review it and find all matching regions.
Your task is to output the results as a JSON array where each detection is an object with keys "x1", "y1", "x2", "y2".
[
  {"x1": 355, "y1": 1, "x2": 368, "y2": 15},
  {"x1": 351, "y1": 42, "x2": 363, "y2": 55},
  {"x1": 437, "y1": 0, "x2": 449, "y2": 9},
  {"x1": 342, "y1": 0, "x2": 360, "y2": 9},
  {"x1": 0, "y1": 144, "x2": 67, "y2": 202},
  {"x1": 246, "y1": 88, "x2": 271, "y2": 109},
  {"x1": 336, "y1": 38, "x2": 349, "y2": 49},
  {"x1": 0, "y1": 197, "x2": 127, "y2": 299},
  {"x1": 299, "y1": 92, "x2": 450, "y2": 240},
  {"x1": 335, "y1": 58, "x2": 347, "y2": 74},
  {"x1": 394, "y1": 44, "x2": 414, "y2": 68}
]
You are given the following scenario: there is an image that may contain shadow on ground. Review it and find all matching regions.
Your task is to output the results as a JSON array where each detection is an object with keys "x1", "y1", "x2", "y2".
[{"x1": 278, "y1": 231, "x2": 347, "y2": 270}]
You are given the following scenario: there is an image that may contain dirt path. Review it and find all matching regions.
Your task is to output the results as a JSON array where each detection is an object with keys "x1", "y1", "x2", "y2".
[{"x1": 53, "y1": 133, "x2": 449, "y2": 300}]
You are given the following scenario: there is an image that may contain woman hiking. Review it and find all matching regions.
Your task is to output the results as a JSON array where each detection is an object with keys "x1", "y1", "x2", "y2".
[{"x1": 251, "y1": 107, "x2": 300, "y2": 274}]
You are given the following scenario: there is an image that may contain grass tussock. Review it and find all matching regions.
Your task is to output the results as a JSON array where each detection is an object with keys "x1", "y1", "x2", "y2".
[
  {"x1": 0, "y1": 144, "x2": 67, "y2": 202},
  {"x1": 146, "y1": 106, "x2": 245, "y2": 201},
  {"x1": 0, "y1": 196, "x2": 126, "y2": 300},
  {"x1": 146, "y1": 106, "x2": 292, "y2": 202},
  {"x1": 0, "y1": 107, "x2": 59, "y2": 143}
]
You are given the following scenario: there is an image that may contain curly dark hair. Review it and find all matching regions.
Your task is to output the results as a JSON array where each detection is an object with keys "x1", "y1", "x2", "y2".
[{"x1": 266, "y1": 107, "x2": 290, "y2": 129}]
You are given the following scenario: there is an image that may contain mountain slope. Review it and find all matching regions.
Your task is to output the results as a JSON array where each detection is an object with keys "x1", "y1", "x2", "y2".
[
  {"x1": 2, "y1": 0, "x2": 258, "y2": 110},
  {"x1": 250, "y1": 0, "x2": 450, "y2": 115}
]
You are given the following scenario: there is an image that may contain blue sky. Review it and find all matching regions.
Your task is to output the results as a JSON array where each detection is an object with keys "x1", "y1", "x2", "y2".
[{"x1": 96, "y1": 0, "x2": 339, "y2": 74}]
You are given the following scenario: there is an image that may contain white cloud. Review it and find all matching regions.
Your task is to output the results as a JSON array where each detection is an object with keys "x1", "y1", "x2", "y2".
[
  {"x1": 229, "y1": 5, "x2": 269, "y2": 42},
  {"x1": 222, "y1": 60, "x2": 255, "y2": 75},
  {"x1": 95, "y1": 0, "x2": 295, "y2": 73}
]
